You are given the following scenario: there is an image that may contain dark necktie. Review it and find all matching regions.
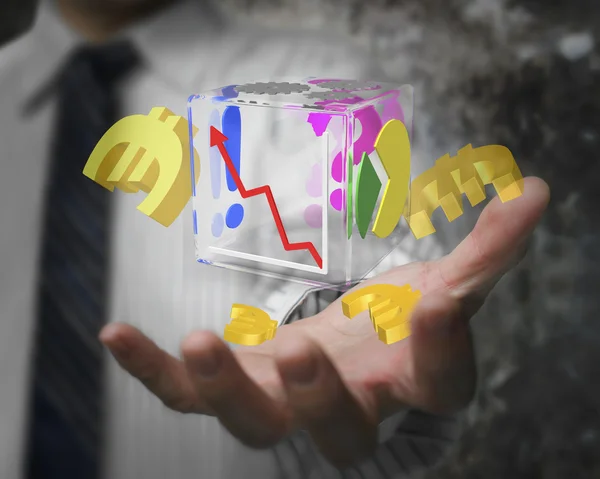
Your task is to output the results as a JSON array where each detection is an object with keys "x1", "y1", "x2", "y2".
[{"x1": 25, "y1": 41, "x2": 140, "y2": 479}]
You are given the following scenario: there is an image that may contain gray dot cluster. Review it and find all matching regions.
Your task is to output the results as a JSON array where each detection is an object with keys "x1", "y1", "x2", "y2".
[
  {"x1": 306, "y1": 90, "x2": 355, "y2": 101},
  {"x1": 317, "y1": 80, "x2": 381, "y2": 91},
  {"x1": 234, "y1": 82, "x2": 311, "y2": 95}
]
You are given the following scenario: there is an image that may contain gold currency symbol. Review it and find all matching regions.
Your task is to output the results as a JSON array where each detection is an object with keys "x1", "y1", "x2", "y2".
[
  {"x1": 341, "y1": 284, "x2": 422, "y2": 345},
  {"x1": 82, "y1": 106, "x2": 200, "y2": 227},
  {"x1": 405, "y1": 144, "x2": 524, "y2": 239},
  {"x1": 223, "y1": 304, "x2": 278, "y2": 346}
]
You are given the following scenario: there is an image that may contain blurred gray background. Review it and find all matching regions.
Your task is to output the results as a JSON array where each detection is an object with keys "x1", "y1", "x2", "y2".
[{"x1": 3, "y1": 0, "x2": 598, "y2": 477}]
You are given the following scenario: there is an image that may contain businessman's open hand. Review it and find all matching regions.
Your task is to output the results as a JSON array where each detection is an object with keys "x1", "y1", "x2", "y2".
[{"x1": 101, "y1": 176, "x2": 549, "y2": 468}]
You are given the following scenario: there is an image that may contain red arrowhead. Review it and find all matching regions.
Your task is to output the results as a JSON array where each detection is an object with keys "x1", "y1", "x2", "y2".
[{"x1": 210, "y1": 126, "x2": 228, "y2": 147}]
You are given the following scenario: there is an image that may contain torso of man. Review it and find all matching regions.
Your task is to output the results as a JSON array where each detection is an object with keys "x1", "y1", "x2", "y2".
[{"x1": 0, "y1": 2, "x2": 381, "y2": 478}]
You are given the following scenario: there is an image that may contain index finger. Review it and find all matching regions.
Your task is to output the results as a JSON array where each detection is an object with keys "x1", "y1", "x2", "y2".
[
  {"x1": 100, "y1": 323, "x2": 208, "y2": 414},
  {"x1": 437, "y1": 176, "x2": 549, "y2": 301}
]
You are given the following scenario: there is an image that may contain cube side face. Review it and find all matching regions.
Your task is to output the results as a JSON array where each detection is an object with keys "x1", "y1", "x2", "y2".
[
  {"x1": 347, "y1": 84, "x2": 414, "y2": 282},
  {"x1": 188, "y1": 80, "x2": 413, "y2": 288}
]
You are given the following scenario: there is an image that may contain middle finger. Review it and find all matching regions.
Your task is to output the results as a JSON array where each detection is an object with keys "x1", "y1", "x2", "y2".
[
  {"x1": 181, "y1": 330, "x2": 289, "y2": 448},
  {"x1": 275, "y1": 334, "x2": 379, "y2": 468}
]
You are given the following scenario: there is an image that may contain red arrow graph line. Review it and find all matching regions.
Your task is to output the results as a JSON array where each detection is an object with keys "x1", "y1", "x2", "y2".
[{"x1": 210, "y1": 126, "x2": 323, "y2": 269}]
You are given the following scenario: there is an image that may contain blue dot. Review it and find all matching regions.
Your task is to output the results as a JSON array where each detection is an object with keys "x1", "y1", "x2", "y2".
[
  {"x1": 211, "y1": 213, "x2": 224, "y2": 237},
  {"x1": 222, "y1": 85, "x2": 239, "y2": 99},
  {"x1": 226, "y1": 203, "x2": 244, "y2": 229},
  {"x1": 212, "y1": 84, "x2": 240, "y2": 102}
]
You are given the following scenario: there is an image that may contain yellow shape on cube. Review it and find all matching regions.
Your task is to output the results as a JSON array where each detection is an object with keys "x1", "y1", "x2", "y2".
[{"x1": 371, "y1": 120, "x2": 411, "y2": 238}]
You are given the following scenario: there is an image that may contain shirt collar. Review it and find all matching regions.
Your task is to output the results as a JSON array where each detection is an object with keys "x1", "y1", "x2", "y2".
[
  {"x1": 127, "y1": 0, "x2": 226, "y2": 91},
  {"x1": 21, "y1": 0, "x2": 226, "y2": 109}
]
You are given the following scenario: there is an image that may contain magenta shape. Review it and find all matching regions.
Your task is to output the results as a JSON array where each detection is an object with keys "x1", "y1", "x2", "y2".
[
  {"x1": 381, "y1": 92, "x2": 405, "y2": 125},
  {"x1": 304, "y1": 204, "x2": 323, "y2": 228},
  {"x1": 330, "y1": 188, "x2": 344, "y2": 211},
  {"x1": 306, "y1": 163, "x2": 322, "y2": 197},
  {"x1": 306, "y1": 97, "x2": 362, "y2": 146},
  {"x1": 353, "y1": 105, "x2": 383, "y2": 166},
  {"x1": 331, "y1": 152, "x2": 343, "y2": 183},
  {"x1": 308, "y1": 78, "x2": 342, "y2": 85},
  {"x1": 307, "y1": 112, "x2": 332, "y2": 137}
]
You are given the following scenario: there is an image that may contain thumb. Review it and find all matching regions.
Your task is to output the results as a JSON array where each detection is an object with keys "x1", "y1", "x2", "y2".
[{"x1": 405, "y1": 292, "x2": 476, "y2": 414}]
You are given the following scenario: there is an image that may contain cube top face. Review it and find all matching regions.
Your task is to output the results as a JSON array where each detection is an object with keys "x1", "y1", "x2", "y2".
[
  {"x1": 192, "y1": 78, "x2": 412, "y2": 113},
  {"x1": 188, "y1": 78, "x2": 414, "y2": 288}
]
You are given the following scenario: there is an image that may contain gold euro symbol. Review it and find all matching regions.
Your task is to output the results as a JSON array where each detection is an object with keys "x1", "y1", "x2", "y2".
[
  {"x1": 223, "y1": 304, "x2": 278, "y2": 346},
  {"x1": 405, "y1": 144, "x2": 524, "y2": 239},
  {"x1": 82, "y1": 107, "x2": 200, "y2": 227},
  {"x1": 341, "y1": 284, "x2": 422, "y2": 345}
]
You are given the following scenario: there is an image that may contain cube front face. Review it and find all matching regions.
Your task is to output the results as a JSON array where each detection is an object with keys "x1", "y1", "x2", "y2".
[{"x1": 188, "y1": 78, "x2": 413, "y2": 288}]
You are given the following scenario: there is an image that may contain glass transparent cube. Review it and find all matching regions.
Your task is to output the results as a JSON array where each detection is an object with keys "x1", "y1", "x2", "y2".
[{"x1": 187, "y1": 78, "x2": 414, "y2": 288}]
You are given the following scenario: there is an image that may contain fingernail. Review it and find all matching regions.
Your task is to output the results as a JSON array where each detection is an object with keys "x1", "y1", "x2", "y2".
[
  {"x1": 282, "y1": 355, "x2": 318, "y2": 386},
  {"x1": 193, "y1": 353, "x2": 221, "y2": 378}
]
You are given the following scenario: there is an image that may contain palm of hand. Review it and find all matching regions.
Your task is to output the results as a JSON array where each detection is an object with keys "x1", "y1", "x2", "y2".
[
  {"x1": 235, "y1": 262, "x2": 449, "y2": 417},
  {"x1": 231, "y1": 258, "x2": 476, "y2": 441},
  {"x1": 101, "y1": 177, "x2": 549, "y2": 466}
]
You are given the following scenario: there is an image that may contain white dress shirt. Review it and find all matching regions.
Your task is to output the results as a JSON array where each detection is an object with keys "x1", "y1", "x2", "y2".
[{"x1": 0, "y1": 1, "x2": 391, "y2": 478}]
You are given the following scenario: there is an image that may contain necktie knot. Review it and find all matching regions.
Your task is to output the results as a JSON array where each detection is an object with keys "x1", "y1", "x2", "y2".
[{"x1": 64, "y1": 40, "x2": 140, "y2": 86}]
